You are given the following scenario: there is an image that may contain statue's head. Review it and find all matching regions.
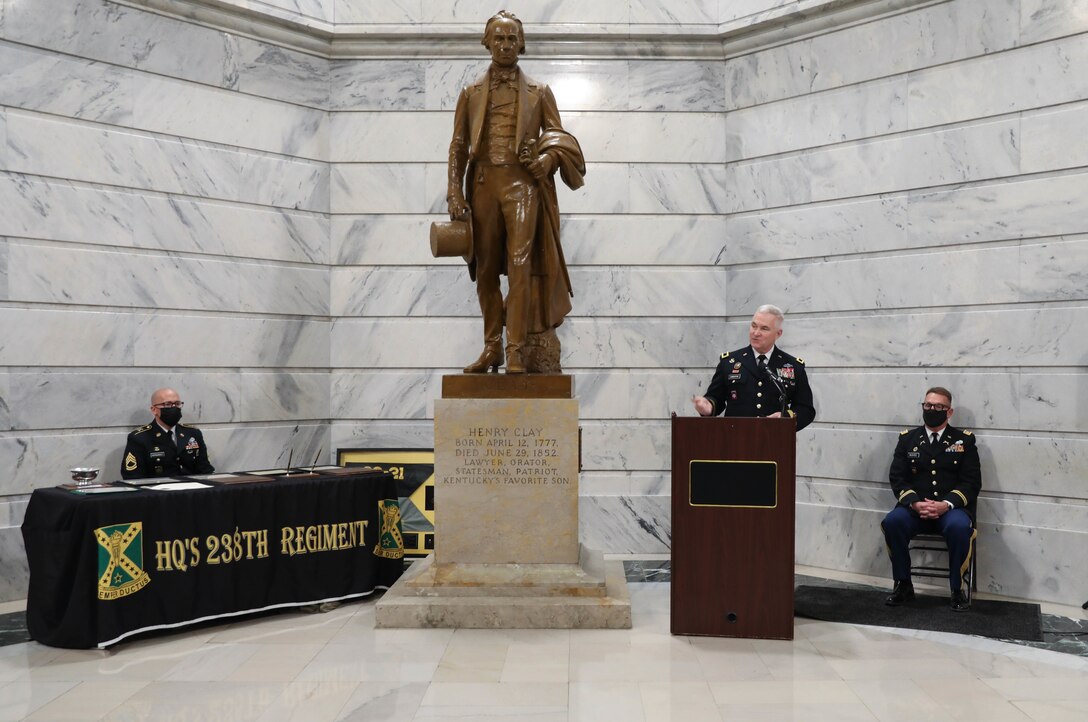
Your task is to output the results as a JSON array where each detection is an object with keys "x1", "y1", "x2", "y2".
[{"x1": 482, "y1": 10, "x2": 525, "y2": 63}]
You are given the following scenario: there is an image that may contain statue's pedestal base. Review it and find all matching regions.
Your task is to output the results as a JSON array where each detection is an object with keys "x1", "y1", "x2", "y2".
[
  {"x1": 375, "y1": 375, "x2": 631, "y2": 629},
  {"x1": 375, "y1": 545, "x2": 631, "y2": 628}
]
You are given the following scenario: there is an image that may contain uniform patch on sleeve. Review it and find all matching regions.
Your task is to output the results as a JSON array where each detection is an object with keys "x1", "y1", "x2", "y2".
[{"x1": 124, "y1": 452, "x2": 138, "y2": 471}]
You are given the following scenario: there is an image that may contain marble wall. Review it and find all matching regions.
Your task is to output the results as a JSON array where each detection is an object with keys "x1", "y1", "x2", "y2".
[
  {"x1": 718, "y1": 0, "x2": 1088, "y2": 606},
  {"x1": 0, "y1": 0, "x2": 333, "y2": 600},
  {"x1": 1, "y1": 0, "x2": 1085, "y2": 606}
]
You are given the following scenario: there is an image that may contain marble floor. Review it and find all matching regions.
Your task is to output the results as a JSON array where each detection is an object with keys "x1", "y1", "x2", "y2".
[{"x1": 1, "y1": 567, "x2": 1087, "y2": 721}]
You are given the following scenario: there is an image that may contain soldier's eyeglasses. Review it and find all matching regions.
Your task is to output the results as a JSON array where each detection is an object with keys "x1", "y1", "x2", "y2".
[
  {"x1": 921, "y1": 403, "x2": 949, "y2": 411},
  {"x1": 154, "y1": 401, "x2": 185, "y2": 409}
]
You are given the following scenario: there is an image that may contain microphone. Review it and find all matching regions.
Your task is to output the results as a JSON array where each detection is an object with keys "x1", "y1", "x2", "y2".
[{"x1": 761, "y1": 364, "x2": 788, "y2": 415}]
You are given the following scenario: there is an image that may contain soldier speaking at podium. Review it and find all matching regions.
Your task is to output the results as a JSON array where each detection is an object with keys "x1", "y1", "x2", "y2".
[
  {"x1": 121, "y1": 387, "x2": 214, "y2": 479},
  {"x1": 444, "y1": 10, "x2": 585, "y2": 375},
  {"x1": 691, "y1": 305, "x2": 816, "y2": 430}
]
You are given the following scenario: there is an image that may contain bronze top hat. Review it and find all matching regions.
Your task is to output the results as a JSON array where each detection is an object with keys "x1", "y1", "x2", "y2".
[{"x1": 430, "y1": 217, "x2": 474, "y2": 264}]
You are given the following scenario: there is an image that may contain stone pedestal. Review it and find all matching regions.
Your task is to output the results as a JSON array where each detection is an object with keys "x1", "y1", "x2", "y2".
[
  {"x1": 375, "y1": 375, "x2": 631, "y2": 629},
  {"x1": 435, "y1": 396, "x2": 579, "y2": 564}
]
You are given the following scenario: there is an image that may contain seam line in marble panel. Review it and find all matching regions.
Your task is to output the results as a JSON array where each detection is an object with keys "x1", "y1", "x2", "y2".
[
  {"x1": 721, "y1": 27, "x2": 1078, "y2": 114},
  {"x1": 0, "y1": 300, "x2": 333, "y2": 321},
  {"x1": 809, "y1": 424, "x2": 1088, "y2": 443},
  {"x1": 805, "y1": 365, "x2": 1088, "y2": 374},
  {"x1": 0, "y1": 36, "x2": 332, "y2": 120},
  {"x1": 571, "y1": 300, "x2": 1088, "y2": 319},
  {"x1": 0, "y1": 424, "x2": 334, "y2": 441},
  {"x1": 720, "y1": 239, "x2": 1031, "y2": 270},
  {"x1": 725, "y1": 115, "x2": 1024, "y2": 167},
  {"x1": 368, "y1": 303, "x2": 1088, "y2": 322},
  {"x1": 760, "y1": 299, "x2": 1088, "y2": 317},
  {"x1": 723, "y1": 165, "x2": 1088, "y2": 219},
  {"x1": 1, "y1": 171, "x2": 328, "y2": 218},
  {"x1": 979, "y1": 491, "x2": 1088, "y2": 507},
  {"x1": 727, "y1": 94, "x2": 1088, "y2": 164},
  {"x1": 4, "y1": 105, "x2": 329, "y2": 168},
  {"x1": 3, "y1": 366, "x2": 331, "y2": 375},
  {"x1": 3, "y1": 236, "x2": 332, "y2": 270},
  {"x1": 0, "y1": 171, "x2": 327, "y2": 219}
]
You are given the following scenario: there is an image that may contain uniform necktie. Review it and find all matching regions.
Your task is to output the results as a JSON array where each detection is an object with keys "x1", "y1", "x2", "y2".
[
  {"x1": 757, "y1": 354, "x2": 767, "y2": 370},
  {"x1": 931, "y1": 433, "x2": 938, "y2": 445}
]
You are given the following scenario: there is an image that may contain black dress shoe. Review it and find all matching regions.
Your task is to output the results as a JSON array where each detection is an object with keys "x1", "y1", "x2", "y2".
[
  {"x1": 885, "y1": 581, "x2": 915, "y2": 606},
  {"x1": 950, "y1": 590, "x2": 970, "y2": 612}
]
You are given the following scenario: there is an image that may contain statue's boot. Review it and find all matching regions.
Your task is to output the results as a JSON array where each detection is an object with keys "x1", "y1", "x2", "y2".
[
  {"x1": 505, "y1": 346, "x2": 526, "y2": 374},
  {"x1": 464, "y1": 343, "x2": 504, "y2": 373}
]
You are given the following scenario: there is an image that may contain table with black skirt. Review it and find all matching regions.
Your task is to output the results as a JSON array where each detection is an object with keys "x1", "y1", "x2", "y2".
[{"x1": 21, "y1": 469, "x2": 404, "y2": 648}]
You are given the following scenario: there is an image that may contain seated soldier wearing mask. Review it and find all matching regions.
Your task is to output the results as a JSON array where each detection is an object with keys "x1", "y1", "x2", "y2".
[{"x1": 121, "y1": 387, "x2": 214, "y2": 479}]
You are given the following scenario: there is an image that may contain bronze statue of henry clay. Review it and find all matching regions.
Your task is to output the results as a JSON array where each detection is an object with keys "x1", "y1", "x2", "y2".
[{"x1": 432, "y1": 10, "x2": 585, "y2": 375}]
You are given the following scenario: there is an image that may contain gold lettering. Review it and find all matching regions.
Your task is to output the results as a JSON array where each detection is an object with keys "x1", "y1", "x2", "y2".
[
  {"x1": 206, "y1": 535, "x2": 220, "y2": 564},
  {"x1": 278, "y1": 520, "x2": 369, "y2": 557},
  {"x1": 171, "y1": 539, "x2": 189, "y2": 571},
  {"x1": 155, "y1": 540, "x2": 172, "y2": 571},
  {"x1": 320, "y1": 524, "x2": 336, "y2": 551},
  {"x1": 280, "y1": 526, "x2": 294, "y2": 556},
  {"x1": 188, "y1": 536, "x2": 201, "y2": 567},
  {"x1": 255, "y1": 529, "x2": 269, "y2": 558}
]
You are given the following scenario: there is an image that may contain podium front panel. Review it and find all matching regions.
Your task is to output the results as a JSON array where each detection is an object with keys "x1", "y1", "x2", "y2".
[{"x1": 671, "y1": 416, "x2": 796, "y2": 640}]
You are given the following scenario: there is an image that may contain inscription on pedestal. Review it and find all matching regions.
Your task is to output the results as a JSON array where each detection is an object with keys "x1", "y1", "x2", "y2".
[{"x1": 435, "y1": 398, "x2": 579, "y2": 564}]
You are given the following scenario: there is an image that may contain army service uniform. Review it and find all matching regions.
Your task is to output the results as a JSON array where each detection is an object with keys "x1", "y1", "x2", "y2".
[
  {"x1": 702, "y1": 346, "x2": 816, "y2": 431},
  {"x1": 881, "y1": 425, "x2": 981, "y2": 592},
  {"x1": 121, "y1": 421, "x2": 215, "y2": 480}
]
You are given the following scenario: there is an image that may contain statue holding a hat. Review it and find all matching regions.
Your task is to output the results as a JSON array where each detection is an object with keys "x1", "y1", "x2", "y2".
[{"x1": 432, "y1": 10, "x2": 585, "y2": 374}]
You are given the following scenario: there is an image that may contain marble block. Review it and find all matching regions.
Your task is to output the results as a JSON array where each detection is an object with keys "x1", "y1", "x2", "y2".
[
  {"x1": 376, "y1": 387, "x2": 631, "y2": 629},
  {"x1": 402, "y1": 544, "x2": 608, "y2": 598},
  {"x1": 375, "y1": 545, "x2": 632, "y2": 629},
  {"x1": 434, "y1": 396, "x2": 580, "y2": 565}
]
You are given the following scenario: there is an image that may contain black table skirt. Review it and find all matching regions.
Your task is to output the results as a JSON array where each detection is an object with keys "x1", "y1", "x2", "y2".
[{"x1": 22, "y1": 471, "x2": 404, "y2": 648}]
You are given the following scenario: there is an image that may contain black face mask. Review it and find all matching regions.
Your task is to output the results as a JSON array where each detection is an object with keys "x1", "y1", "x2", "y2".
[
  {"x1": 923, "y1": 408, "x2": 947, "y2": 429},
  {"x1": 159, "y1": 406, "x2": 183, "y2": 427}
]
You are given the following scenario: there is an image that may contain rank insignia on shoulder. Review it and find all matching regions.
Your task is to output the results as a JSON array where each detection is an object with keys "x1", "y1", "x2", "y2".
[
  {"x1": 795, "y1": 357, "x2": 805, "y2": 365},
  {"x1": 963, "y1": 430, "x2": 973, "y2": 435},
  {"x1": 900, "y1": 429, "x2": 910, "y2": 435},
  {"x1": 721, "y1": 352, "x2": 730, "y2": 359}
]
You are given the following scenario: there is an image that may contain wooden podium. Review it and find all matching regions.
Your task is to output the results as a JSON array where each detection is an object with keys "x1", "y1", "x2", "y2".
[{"x1": 670, "y1": 415, "x2": 796, "y2": 639}]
